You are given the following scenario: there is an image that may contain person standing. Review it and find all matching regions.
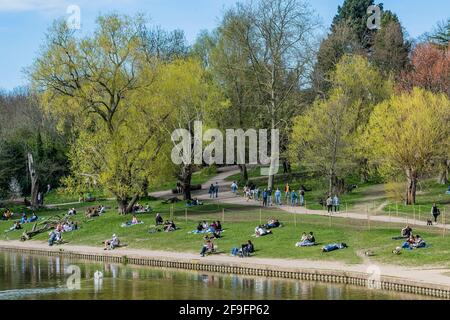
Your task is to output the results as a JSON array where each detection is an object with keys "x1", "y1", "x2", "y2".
[
  {"x1": 431, "y1": 203, "x2": 441, "y2": 223},
  {"x1": 267, "y1": 188, "x2": 273, "y2": 206},
  {"x1": 326, "y1": 196, "x2": 333, "y2": 213},
  {"x1": 284, "y1": 183, "x2": 290, "y2": 205},
  {"x1": 208, "y1": 184, "x2": 214, "y2": 199},
  {"x1": 262, "y1": 189, "x2": 268, "y2": 207},
  {"x1": 299, "y1": 189, "x2": 305, "y2": 206},
  {"x1": 214, "y1": 182, "x2": 219, "y2": 198},
  {"x1": 333, "y1": 195, "x2": 340, "y2": 213},
  {"x1": 275, "y1": 188, "x2": 282, "y2": 206}
]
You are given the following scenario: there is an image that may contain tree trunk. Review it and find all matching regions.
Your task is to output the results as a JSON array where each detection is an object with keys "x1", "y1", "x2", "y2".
[
  {"x1": 239, "y1": 164, "x2": 248, "y2": 183},
  {"x1": 117, "y1": 194, "x2": 139, "y2": 215},
  {"x1": 27, "y1": 153, "x2": 39, "y2": 209},
  {"x1": 359, "y1": 158, "x2": 370, "y2": 183},
  {"x1": 180, "y1": 164, "x2": 192, "y2": 200},
  {"x1": 405, "y1": 168, "x2": 418, "y2": 205},
  {"x1": 438, "y1": 159, "x2": 449, "y2": 185}
]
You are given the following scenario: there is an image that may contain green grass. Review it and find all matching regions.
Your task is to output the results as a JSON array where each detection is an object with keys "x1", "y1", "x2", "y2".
[{"x1": 3, "y1": 197, "x2": 450, "y2": 267}]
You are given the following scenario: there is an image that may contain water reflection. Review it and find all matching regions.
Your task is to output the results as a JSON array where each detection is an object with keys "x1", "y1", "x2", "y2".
[{"x1": 0, "y1": 251, "x2": 434, "y2": 300}]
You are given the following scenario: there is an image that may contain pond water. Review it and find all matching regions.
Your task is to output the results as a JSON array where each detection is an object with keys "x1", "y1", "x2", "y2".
[{"x1": 0, "y1": 250, "x2": 429, "y2": 300}]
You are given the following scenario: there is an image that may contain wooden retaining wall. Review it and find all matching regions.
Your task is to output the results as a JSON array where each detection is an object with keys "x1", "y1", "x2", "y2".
[{"x1": 1, "y1": 246, "x2": 449, "y2": 299}]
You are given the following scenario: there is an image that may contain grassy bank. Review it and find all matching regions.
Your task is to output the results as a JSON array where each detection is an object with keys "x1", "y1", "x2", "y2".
[{"x1": 2, "y1": 197, "x2": 450, "y2": 268}]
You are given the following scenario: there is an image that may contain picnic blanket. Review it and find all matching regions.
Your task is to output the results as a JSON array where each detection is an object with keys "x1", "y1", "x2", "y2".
[{"x1": 121, "y1": 221, "x2": 144, "y2": 228}]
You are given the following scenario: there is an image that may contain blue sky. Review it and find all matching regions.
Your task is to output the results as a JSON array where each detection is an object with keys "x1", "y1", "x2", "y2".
[{"x1": 0, "y1": 0, "x2": 448, "y2": 91}]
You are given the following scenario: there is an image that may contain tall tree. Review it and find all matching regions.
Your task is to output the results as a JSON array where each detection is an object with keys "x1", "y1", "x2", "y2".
[
  {"x1": 30, "y1": 15, "x2": 171, "y2": 213},
  {"x1": 364, "y1": 88, "x2": 450, "y2": 205},
  {"x1": 226, "y1": 0, "x2": 320, "y2": 189}
]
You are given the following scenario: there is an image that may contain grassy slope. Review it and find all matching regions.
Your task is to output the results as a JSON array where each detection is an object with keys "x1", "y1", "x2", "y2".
[{"x1": 2, "y1": 197, "x2": 450, "y2": 267}]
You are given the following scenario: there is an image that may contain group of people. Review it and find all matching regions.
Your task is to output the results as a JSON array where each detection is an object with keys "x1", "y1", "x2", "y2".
[
  {"x1": 325, "y1": 195, "x2": 340, "y2": 213},
  {"x1": 132, "y1": 203, "x2": 151, "y2": 214},
  {"x1": 122, "y1": 215, "x2": 142, "y2": 227},
  {"x1": 235, "y1": 183, "x2": 309, "y2": 208},
  {"x1": 5, "y1": 212, "x2": 39, "y2": 232},
  {"x1": 1, "y1": 209, "x2": 14, "y2": 221},
  {"x1": 231, "y1": 240, "x2": 255, "y2": 258},
  {"x1": 85, "y1": 205, "x2": 106, "y2": 218},
  {"x1": 208, "y1": 183, "x2": 220, "y2": 198},
  {"x1": 196, "y1": 220, "x2": 222, "y2": 237},
  {"x1": 48, "y1": 220, "x2": 78, "y2": 246},
  {"x1": 296, "y1": 232, "x2": 316, "y2": 247}
]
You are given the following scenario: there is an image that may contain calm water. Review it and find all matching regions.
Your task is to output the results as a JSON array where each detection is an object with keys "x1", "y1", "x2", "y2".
[{"x1": 0, "y1": 251, "x2": 429, "y2": 300}]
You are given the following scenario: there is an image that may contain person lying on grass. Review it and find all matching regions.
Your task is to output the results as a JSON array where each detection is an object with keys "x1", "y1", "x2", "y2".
[
  {"x1": 104, "y1": 234, "x2": 120, "y2": 250},
  {"x1": 67, "y1": 208, "x2": 77, "y2": 216},
  {"x1": 296, "y1": 232, "x2": 316, "y2": 247},
  {"x1": 264, "y1": 218, "x2": 281, "y2": 229},
  {"x1": 28, "y1": 212, "x2": 38, "y2": 223},
  {"x1": 255, "y1": 225, "x2": 272, "y2": 237},
  {"x1": 322, "y1": 243, "x2": 348, "y2": 252}
]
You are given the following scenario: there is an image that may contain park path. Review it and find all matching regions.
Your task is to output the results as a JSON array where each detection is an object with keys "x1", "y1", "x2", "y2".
[
  {"x1": 1, "y1": 239, "x2": 450, "y2": 289},
  {"x1": 46, "y1": 166, "x2": 450, "y2": 230}
]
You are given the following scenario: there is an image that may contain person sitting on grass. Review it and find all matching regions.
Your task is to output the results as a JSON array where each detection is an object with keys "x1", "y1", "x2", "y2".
[
  {"x1": 255, "y1": 225, "x2": 272, "y2": 237},
  {"x1": 413, "y1": 235, "x2": 426, "y2": 249},
  {"x1": 216, "y1": 221, "x2": 223, "y2": 232},
  {"x1": 200, "y1": 238, "x2": 215, "y2": 257},
  {"x1": 8, "y1": 221, "x2": 22, "y2": 232},
  {"x1": 296, "y1": 232, "x2": 316, "y2": 247},
  {"x1": 401, "y1": 235, "x2": 416, "y2": 249},
  {"x1": 164, "y1": 220, "x2": 176, "y2": 232},
  {"x1": 98, "y1": 205, "x2": 106, "y2": 215},
  {"x1": 104, "y1": 234, "x2": 120, "y2": 250},
  {"x1": 68, "y1": 208, "x2": 77, "y2": 216},
  {"x1": 1, "y1": 209, "x2": 13, "y2": 221},
  {"x1": 28, "y1": 212, "x2": 38, "y2": 223},
  {"x1": 196, "y1": 222, "x2": 204, "y2": 232},
  {"x1": 202, "y1": 221, "x2": 208, "y2": 230},
  {"x1": 20, "y1": 214, "x2": 28, "y2": 224},
  {"x1": 240, "y1": 240, "x2": 255, "y2": 257},
  {"x1": 155, "y1": 213, "x2": 163, "y2": 226},
  {"x1": 401, "y1": 226, "x2": 412, "y2": 238}
]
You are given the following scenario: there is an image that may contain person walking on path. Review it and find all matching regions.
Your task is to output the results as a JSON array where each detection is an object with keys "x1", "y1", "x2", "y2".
[
  {"x1": 299, "y1": 189, "x2": 305, "y2": 206},
  {"x1": 431, "y1": 203, "x2": 441, "y2": 224},
  {"x1": 275, "y1": 188, "x2": 282, "y2": 206},
  {"x1": 291, "y1": 190, "x2": 298, "y2": 207},
  {"x1": 231, "y1": 181, "x2": 238, "y2": 195},
  {"x1": 208, "y1": 184, "x2": 215, "y2": 199},
  {"x1": 326, "y1": 196, "x2": 333, "y2": 213},
  {"x1": 333, "y1": 195, "x2": 340, "y2": 213},
  {"x1": 214, "y1": 182, "x2": 219, "y2": 198}
]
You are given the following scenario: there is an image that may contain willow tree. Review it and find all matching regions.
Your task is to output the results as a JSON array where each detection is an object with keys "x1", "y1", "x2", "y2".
[
  {"x1": 154, "y1": 59, "x2": 226, "y2": 200},
  {"x1": 364, "y1": 88, "x2": 450, "y2": 205},
  {"x1": 30, "y1": 15, "x2": 170, "y2": 213}
]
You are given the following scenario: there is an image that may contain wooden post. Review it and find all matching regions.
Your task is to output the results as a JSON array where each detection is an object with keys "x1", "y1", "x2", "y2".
[
  {"x1": 305, "y1": 200, "x2": 307, "y2": 214},
  {"x1": 413, "y1": 205, "x2": 416, "y2": 226},
  {"x1": 346, "y1": 202, "x2": 348, "y2": 219},
  {"x1": 367, "y1": 205, "x2": 370, "y2": 231},
  {"x1": 294, "y1": 214, "x2": 297, "y2": 229},
  {"x1": 259, "y1": 208, "x2": 262, "y2": 225},
  {"x1": 418, "y1": 205, "x2": 421, "y2": 225},
  {"x1": 389, "y1": 206, "x2": 391, "y2": 224},
  {"x1": 396, "y1": 202, "x2": 399, "y2": 217},
  {"x1": 222, "y1": 208, "x2": 225, "y2": 223},
  {"x1": 443, "y1": 208, "x2": 446, "y2": 239},
  {"x1": 171, "y1": 205, "x2": 174, "y2": 220},
  {"x1": 185, "y1": 208, "x2": 188, "y2": 223}
]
